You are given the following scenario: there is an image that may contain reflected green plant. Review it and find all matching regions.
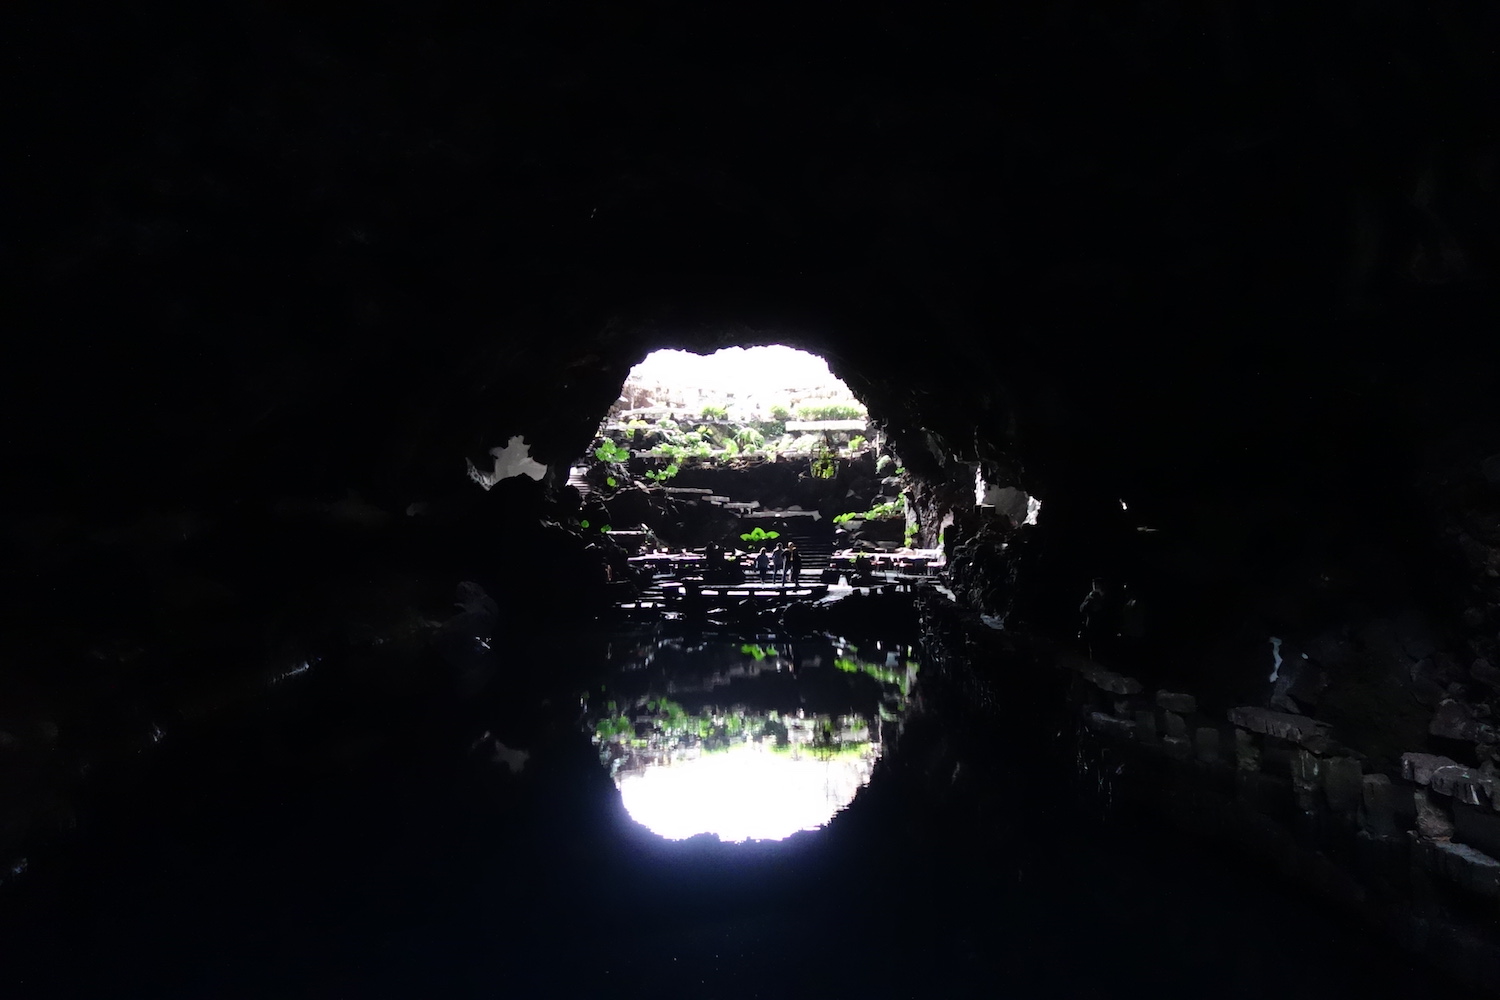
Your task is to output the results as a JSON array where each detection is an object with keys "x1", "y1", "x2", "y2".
[
  {"x1": 834, "y1": 656, "x2": 915, "y2": 696},
  {"x1": 595, "y1": 715, "x2": 633, "y2": 739}
]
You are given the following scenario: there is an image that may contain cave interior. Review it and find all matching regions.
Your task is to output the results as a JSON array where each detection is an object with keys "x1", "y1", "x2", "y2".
[{"x1": 4, "y1": 2, "x2": 1500, "y2": 995}]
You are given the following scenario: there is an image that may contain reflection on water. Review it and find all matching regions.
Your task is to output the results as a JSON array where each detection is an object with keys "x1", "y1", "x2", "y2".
[{"x1": 587, "y1": 636, "x2": 918, "y2": 842}]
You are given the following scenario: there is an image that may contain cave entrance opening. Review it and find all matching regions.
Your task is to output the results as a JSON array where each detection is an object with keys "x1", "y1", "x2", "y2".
[
  {"x1": 570, "y1": 345, "x2": 917, "y2": 594},
  {"x1": 598, "y1": 345, "x2": 871, "y2": 476}
]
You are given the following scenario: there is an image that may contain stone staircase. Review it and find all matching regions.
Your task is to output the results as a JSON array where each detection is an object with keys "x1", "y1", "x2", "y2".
[
  {"x1": 783, "y1": 530, "x2": 833, "y2": 581},
  {"x1": 566, "y1": 466, "x2": 592, "y2": 498}
]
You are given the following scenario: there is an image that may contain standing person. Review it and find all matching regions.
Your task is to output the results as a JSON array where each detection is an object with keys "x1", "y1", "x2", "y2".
[
  {"x1": 770, "y1": 543, "x2": 785, "y2": 582},
  {"x1": 755, "y1": 546, "x2": 771, "y2": 582},
  {"x1": 787, "y1": 542, "x2": 802, "y2": 584},
  {"x1": 1078, "y1": 577, "x2": 1116, "y2": 660}
]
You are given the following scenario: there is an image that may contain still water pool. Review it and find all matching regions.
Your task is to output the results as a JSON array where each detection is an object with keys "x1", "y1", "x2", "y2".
[
  {"x1": 0, "y1": 627, "x2": 1458, "y2": 998},
  {"x1": 586, "y1": 637, "x2": 915, "y2": 841}
]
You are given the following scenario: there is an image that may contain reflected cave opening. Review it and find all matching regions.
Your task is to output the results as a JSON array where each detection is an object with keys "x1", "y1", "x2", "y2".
[{"x1": 584, "y1": 632, "x2": 919, "y2": 842}]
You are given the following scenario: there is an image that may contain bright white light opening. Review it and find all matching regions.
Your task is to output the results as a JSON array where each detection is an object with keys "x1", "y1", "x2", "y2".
[
  {"x1": 616, "y1": 742, "x2": 878, "y2": 842},
  {"x1": 466, "y1": 435, "x2": 547, "y2": 489},
  {"x1": 975, "y1": 474, "x2": 1043, "y2": 528},
  {"x1": 614, "y1": 346, "x2": 861, "y2": 420}
]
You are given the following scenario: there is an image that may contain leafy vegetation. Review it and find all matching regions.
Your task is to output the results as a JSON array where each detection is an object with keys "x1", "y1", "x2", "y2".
[
  {"x1": 585, "y1": 689, "x2": 898, "y2": 765},
  {"x1": 834, "y1": 655, "x2": 918, "y2": 695},
  {"x1": 836, "y1": 499, "x2": 902, "y2": 523},
  {"x1": 796, "y1": 403, "x2": 865, "y2": 421},
  {"x1": 811, "y1": 441, "x2": 837, "y2": 479},
  {"x1": 734, "y1": 427, "x2": 765, "y2": 448},
  {"x1": 876, "y1": 455, "x2": 894, "y2": 474},
  {"x1": 596, "y1": 403, "x2": 870, "y2": 476},
  {"x1": 594, "y1": 440, "x2": 631, "y2": 463},
  {"x1": 739, "y1": 526, "x2": 781, "y2": 543},
  {"x1": 595, "y1": 715, "x2": 634, "y2": 739},
  {"x1": 739, "y1": 643, "x2": 768, "y2": 660},
  {"x1": 770, "y1": 740, "x2": 873, "y2": 761}
]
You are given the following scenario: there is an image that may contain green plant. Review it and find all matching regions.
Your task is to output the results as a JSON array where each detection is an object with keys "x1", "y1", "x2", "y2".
[
  {"x1": 594, "y1": 440, "x2": 631, "y2": 464},
  {"x1": 738, "y1": 526, "x2": 781, "y2": 543},
  {"x1": 734, "y1": 426, "x2": 764, "y2": 448},
  {"x1": 904, "y1": 521, "x2": 919, "y2": 546},
  {"x1": 605, "y1": 475, "x2": 617, "y2": 488},
  {"x1": 721, "y1": 438, "x2": 739, "y2": 457},
  {"x1": 769, "y1": 404, "x2": 790, "y2": 421},
  {"x1": 810, "y1": 440, "x2": 837, "y2": 479},
  {"x1": 848, "y1": 435, "x2": 866, "y2": 451},
  {"x1": 644, "y1": 462, "x2": 680, "y2": 483},
  {"x1": 834, "y1": 655, "x2": 915, "y2": 696},
  {"x1": 739, "y1": 643, "x2": 768, "y2": 660},
  {"x1": 796, "y1": 403, "x2": 865, "y2": 421},
  {"x1": 836, "y1": 501, "x2": 896, "y2": 523},
  {"x1": 839, "y1": 499, "x2": 901, "y2": 522},
  {"x1": 595, "y1": 715, "x2": 634, "y2": 739},
  {"x1": 701, "y1": 404, "x2": 728, "y2": 420}
]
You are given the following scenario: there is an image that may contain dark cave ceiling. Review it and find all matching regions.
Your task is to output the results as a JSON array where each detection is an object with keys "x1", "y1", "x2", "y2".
[{"x1": 5, "y1": 1, "x2": 1497, "y2": 526}]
